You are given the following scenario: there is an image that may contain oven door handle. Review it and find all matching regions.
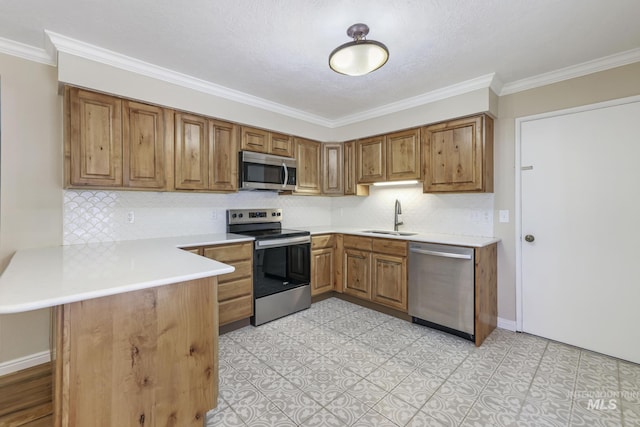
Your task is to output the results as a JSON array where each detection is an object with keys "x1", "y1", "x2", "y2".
[{"x1": 255, "y1": 235, "x2": 311, "y2": 249}]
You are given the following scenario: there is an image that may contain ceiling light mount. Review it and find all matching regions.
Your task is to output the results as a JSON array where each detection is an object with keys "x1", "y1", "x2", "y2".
[{"x1": 329, "y1": 23, "x2": 389, "y2": 77}]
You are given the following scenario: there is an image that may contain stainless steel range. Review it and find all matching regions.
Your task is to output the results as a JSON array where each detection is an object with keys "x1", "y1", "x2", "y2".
[{"x1": 227, "y1": 208, "x2": 311, "y2": 326}]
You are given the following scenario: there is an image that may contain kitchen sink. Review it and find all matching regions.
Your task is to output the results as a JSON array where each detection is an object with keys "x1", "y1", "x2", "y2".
[{"x1": 361, "y1": 230, "x2": 418, "y2": 236}]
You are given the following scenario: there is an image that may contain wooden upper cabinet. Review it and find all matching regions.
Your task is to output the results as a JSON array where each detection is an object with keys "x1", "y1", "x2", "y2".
[
  {"x1": 241, "y1": 126, "x2": 294, "y2": 157},
  {"x1": 422, "y1": 114, "x2": 494, "y2": 193},
  {"x1": 322, "y1": 143, "x2": 343, "y2": 195},
  {"x1": 357, "y1": 136, "x2": 386, "y2": 183},
  {"x1": 67, "y1": 88, "x2": 123, "y2": 187},
  {"x1": 209, "y1": 120, "x2": 238, "y2": 191},
  {"x1": 386, "y1": 128, "x2": 421, "y2": 181},
  {"x1": 271, "y1": 132, "x2": 294, "y2": 157},
  {"x1": 175, "y1": 113, "x2": 209, "y2": 190},
  {"x1": 66, "y1": 87, "x2": 172, "y2": 190},
  {"x1": 294, "y1": 138, "x2": 322, "y2": 195},
  {"x1": 241, "y1": 126, "x2": 269, "y2": 153},
  {"x1": 343, "y1": 141, "x2": 356, "y2": 195},
  {"x1": 123, "y1": 101, "x2": 170, "y2": 189}
]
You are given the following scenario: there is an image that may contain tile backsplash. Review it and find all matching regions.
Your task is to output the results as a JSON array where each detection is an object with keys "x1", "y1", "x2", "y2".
[{"x1": 63, "y1": 185, "x2": 493, "y2": 245}]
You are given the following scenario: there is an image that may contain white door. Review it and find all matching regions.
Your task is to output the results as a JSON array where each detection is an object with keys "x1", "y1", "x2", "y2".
[{"x1": 519, "y1": 98, "x2": 640, "y2": 364}]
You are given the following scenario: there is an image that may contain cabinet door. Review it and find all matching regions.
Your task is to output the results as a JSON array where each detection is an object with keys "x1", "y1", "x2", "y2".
[
  {"x1": 423, "y1": 115, "x2": 492, "y2": 192},
  {"x1": 175, "y1": 113, "x2": 208, "y2": 190},
  {"x1": 372, "y1": 253, "x2": 407, "y2": 311},
  {"x1": 343, "y1": 141, "x2": 356, "y2": 195},
  {"x1": 122, "y1": 101, "x2": 168, "y2": 189},
  {"x1": 209, "y1": 120, "x2": 238, "y2": 191},
  {"x1": 311, "y1": 248, "x2": 334, "y2": 296},
  {"x1": 343, "y1": 248, "x2": 371, "y2": 299},
  {"x1": 322, "y1": 143, "x2": 344, "y2": 195},
  {"x1": 386, "y1": 128, "x2": 421, "y2": 181},
  {"x1": 357, "y1": 136, "x2": 386, "y2": 183},
  {"x1": 270, "y1": 132, "x2": 294, "y2": 157},
  {"x1": 68, "y1": 88, "x2": 123, "y2": 187},
  {"x1": 294, "y1": 138, "x2": 322, "y2": 195},
  {"x1": 241, "y1": 126, "x2": 269, "y2": 153}
]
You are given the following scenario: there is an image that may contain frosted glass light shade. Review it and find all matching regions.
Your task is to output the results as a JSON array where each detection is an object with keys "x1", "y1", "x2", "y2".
[{"x1": 329, "y1": 40, "x2": 389, "y2": 76}]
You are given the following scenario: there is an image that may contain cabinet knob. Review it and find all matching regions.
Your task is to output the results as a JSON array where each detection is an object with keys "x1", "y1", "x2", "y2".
[{"x1": 524, "y1": 234, "x2": 535, "y2": 243}]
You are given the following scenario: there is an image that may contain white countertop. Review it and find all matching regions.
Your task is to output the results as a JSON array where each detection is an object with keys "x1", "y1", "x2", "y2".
[
  {"x1": 299, "y1": 226, "x2": 500, "y2": 247},
  {"x1": 0, "y1": 234, "x2": 252, "y2": 314}
]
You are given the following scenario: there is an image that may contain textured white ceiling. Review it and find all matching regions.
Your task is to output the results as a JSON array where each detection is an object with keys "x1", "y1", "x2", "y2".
[{"x1": 1, "y1": 0, "x2": 639, "y2": 121}]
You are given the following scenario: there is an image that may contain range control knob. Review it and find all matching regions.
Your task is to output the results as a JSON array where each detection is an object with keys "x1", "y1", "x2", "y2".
[
  {"x1": 277, "y1": 212, "x2": 281, "y2": 216},
  {"x1": 272, "y1": 212, "x2": 276, "y2": 216},
  {"x1": 231, "y1": 213, "x2": 237, "y2": 218},
  {"x1": 238, "y1": 213, "x2": 243, "y2": 218}
]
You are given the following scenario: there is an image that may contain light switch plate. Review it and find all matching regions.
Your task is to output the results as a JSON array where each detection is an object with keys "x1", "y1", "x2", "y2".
[{"x1": 499, "y1": 210, "x2": 509, "y2": 223}]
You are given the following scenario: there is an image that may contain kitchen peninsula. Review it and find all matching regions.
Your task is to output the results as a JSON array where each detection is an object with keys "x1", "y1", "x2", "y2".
[{"x1": 0, "y1": 235, "x2": 248, "y2": 426}]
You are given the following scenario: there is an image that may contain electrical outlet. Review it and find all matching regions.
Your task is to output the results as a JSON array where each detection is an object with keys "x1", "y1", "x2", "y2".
[
  {"x1": 127, "y1": 211, "x2": 135, "y2": 224},
  {"x1": 499, "y1": 210, "x2": 510, "y2": 223}
]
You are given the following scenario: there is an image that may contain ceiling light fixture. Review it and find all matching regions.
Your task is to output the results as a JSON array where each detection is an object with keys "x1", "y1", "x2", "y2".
[{"x1": 329, "y1": 23, "x2": 389, "y2": 76}]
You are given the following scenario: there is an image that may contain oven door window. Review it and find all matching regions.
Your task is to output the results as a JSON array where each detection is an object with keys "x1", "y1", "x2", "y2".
[{"x1": 254, "y1": 243, "x2": 310, "y2": 298}]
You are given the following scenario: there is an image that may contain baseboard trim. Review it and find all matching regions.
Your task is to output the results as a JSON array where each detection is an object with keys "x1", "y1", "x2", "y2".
[
  {"x1": 0, "y1": 351, "x2": 51, "y2": 376},
  {"x1": 497, "y1": 317, "x2": 517, "y2": 332}
]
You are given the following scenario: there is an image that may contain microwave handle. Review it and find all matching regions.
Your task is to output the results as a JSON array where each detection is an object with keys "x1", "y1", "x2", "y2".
[{"x1": 282, "y1": 162, "x2": 288, "y2": 189}]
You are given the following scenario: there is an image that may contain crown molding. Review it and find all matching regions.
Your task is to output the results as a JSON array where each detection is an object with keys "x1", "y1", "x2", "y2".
[
  {"x1": 0, "y1": 36, "x2": 55, "y2": 66},
  {"x1": 500, "y1": 47, "x2": 640, "y2": 96},
  {"x1": 45, "y1": 31, "x2": 334, "y2": 128},
  {"x1": 331, "y1": 73, "x2": 496, "y2": 127}
]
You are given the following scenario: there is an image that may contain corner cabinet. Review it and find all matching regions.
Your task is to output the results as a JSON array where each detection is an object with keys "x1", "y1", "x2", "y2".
[
  {"x1": 175, "y1": 114, "x2": 238, "y2": 192},
  {"x1": 65, "y1": 87, "x2": 173, "y2": 190},
  {"x1": 343, "y1": 141, "x2": 369, "y2": 196},
  {"x1": 422, "y1": 114, "x2": 493, "y2": 193},
  {"x1": 322, "y1": 143, "x2": 344, "y2": 195},
  {"x1": 294, "y1": 138, "x2": 322, "y2": 195}
]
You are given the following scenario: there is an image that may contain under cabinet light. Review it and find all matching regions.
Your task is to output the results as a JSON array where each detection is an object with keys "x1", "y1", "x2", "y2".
[{"x1": 372, "y1": 180, "x2": 419, "y2": 187}]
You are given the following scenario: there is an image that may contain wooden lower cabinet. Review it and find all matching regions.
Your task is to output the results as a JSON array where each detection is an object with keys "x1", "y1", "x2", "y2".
[
  {"x1": 201, "y1": 241, "x2": 253, "y2": 325},
  {"x1": 371, "y1": 253, "x2": 407, "y2": 311},
  {"x1": 54, "y1": 277, "x2": 218, "y2": 427},
  {"x1": 342, "y1": 235, "x2": 408, "y2": 311},
  {"x1": 311, "y1": 235, "x2": 336, "y2": 296}
]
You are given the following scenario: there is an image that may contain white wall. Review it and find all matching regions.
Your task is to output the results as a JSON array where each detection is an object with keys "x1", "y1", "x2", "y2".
[{"x1": 0, "y1": 53, "x2": 62, "y2": 363}]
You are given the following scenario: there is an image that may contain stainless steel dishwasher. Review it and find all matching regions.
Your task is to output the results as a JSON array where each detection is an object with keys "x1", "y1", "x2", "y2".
[{"x1": 408, "y1": 242, "x2": 475, "y2": 341}]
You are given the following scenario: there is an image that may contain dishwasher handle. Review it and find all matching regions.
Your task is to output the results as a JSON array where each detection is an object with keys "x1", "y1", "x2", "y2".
[{"x1": 409, "y1": 247, "x2": 472, "y2": 260}]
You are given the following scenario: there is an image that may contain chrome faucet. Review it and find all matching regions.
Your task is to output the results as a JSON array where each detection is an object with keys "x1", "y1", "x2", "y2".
[{"x1": 394, "y1": 199, "x2": 403, "y2": 231}]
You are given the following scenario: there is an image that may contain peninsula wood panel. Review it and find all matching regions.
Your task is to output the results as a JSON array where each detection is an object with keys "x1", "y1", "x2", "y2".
[
  {"x1": 175, "y1": 113, "x2": 209, "y2": 190},
  {"x1": 386, "y1": 128, "x2": 421, "y2": 181},
  {"x1": 209, "y1": 120, "x2": 239, "y2": 191},
  {"x1": 67, "y1": 87, "x2": 123, "y2": 187},
  {"x1": 357, "y1": 136, "x2": 386, "y2": 183},
  {"x1": 122, "y1": 101, "x2": 170, "y2": 189},
  {"x1": 474, "y1": 243, "x2": 497, "y2": 346},
  {"x1": 54, "y1": 278, "x2": 218, "y2": 427}
]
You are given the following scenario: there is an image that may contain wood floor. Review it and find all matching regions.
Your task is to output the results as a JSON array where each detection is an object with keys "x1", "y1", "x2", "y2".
[{"x1": 0, "y1": 362, "x2": 52, "y2": 426}]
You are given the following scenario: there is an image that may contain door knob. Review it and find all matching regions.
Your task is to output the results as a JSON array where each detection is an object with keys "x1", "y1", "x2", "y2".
[{"x1": 524, "y1": 234, "x2": 535, "y2": 243}]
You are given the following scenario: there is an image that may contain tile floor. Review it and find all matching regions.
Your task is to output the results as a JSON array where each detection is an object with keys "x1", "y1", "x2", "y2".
[{"x1": 207, "y1": 298, "x2": 640, "y2": 426}]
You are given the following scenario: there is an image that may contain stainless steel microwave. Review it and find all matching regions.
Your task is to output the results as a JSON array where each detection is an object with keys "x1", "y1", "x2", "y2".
[{"x1": 239, "y1": 151, "x2": 297, "y2": 191}]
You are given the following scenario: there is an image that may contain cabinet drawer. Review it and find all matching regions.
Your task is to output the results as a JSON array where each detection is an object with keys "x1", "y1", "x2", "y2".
[
  {"x1": 218, "y1": 278, "x2": 252, "y2": 302},
  {"x1": 219, "y1": 294, "x2": 253, "y2": 325},
  {"x1": 203, "y1": 242, "x2": 252, "y2": 263},
  {"x1": 373, "y1": 238, "x2": 408, "y2": 256},
  {"x1": 218, "y1": 260, "x2": 252, "y2": 284},
  {"x1": 311, "y1": 234, "x2": 335, "y2": 250},
  {"x1": 343, "y1": 235, "x2": 372, "y2": 251}
]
